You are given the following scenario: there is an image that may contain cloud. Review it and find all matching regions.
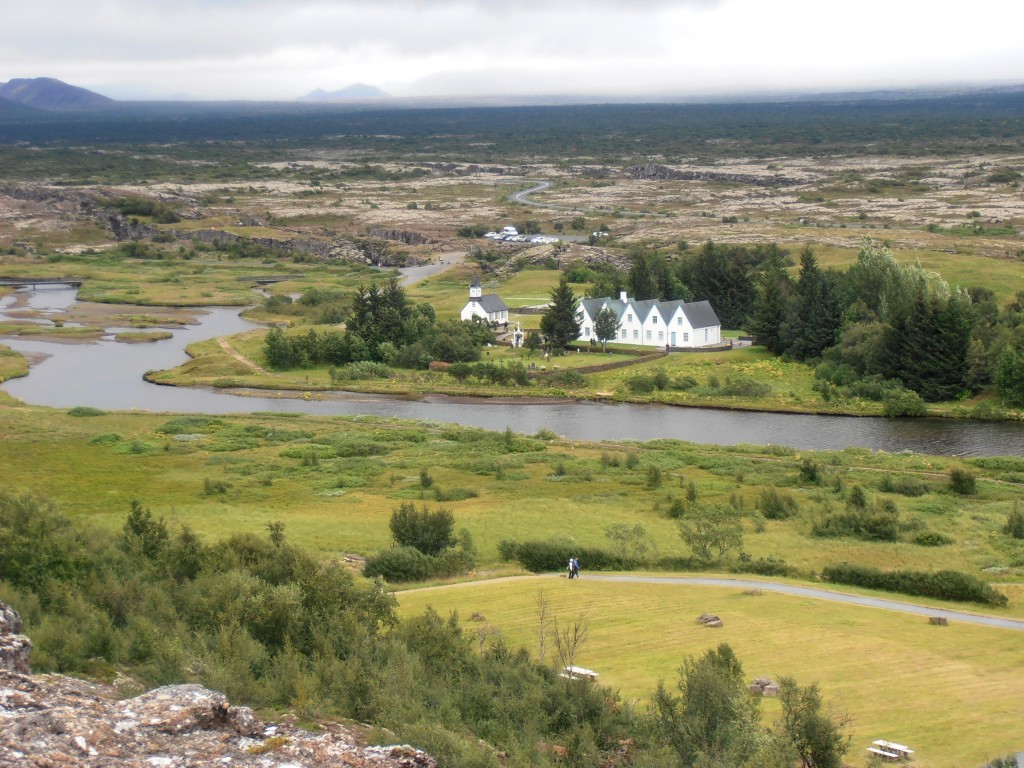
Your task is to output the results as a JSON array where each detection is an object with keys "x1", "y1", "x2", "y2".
[{"x1": 2, "y1": 0, "x2": 1022, "y2": 100}]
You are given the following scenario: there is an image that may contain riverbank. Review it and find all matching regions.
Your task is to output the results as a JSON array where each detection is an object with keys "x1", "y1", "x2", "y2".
[{"x1": 147, "y1": 328, "x2": 1024, "y2": 423}]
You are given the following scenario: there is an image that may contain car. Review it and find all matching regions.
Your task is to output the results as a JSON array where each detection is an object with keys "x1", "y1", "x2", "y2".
[
  {"x1": 592, "y1": 231, "x2": 609, "y2": 238},
  {"x1": 501, "y1": 225, "x2": 519, "y2": 237},
  {"x1": 483, "y1": 232, "x2": 500, "y2": 239}
]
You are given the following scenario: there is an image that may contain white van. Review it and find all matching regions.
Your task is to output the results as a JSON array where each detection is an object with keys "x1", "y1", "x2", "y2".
[{"x1": 501, "y1": 226, "x2": 519, "y2": 237}]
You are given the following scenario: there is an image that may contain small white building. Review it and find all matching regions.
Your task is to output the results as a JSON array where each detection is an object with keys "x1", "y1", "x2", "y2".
[
  {"x1": 577, "y1": 291, "x2": 722, "y2": 349},
  {"x1": 460, "y1": 275, "x2": 509, "y2": 325}
]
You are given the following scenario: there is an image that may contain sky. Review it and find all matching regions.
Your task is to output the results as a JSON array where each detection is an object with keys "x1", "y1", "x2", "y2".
[{"x1": 3, "y1": 0, "x2": 1024, "y2": 101}]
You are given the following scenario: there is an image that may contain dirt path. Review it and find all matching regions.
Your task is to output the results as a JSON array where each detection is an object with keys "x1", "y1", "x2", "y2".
[
  {"x1": 218, "y1": 337, "x2": 265, "y2": 373},
  {"x1": 403, "y1": 574, "x2": 1024, "y2": 631}
]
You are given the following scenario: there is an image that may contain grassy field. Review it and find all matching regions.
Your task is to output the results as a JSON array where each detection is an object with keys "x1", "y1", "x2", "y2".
[
  {"x1": 0, "y1": 403, "x2": 1021, "y2": 583},
  {"x1": 395, "y1": 576, "x2": 1024, "y2": 768}
]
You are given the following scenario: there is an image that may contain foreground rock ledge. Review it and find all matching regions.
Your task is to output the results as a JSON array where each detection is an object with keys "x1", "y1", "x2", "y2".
[
  {"x1": 0, "y1": 600, "x2": 435, "y2": 768},
  {"x1": 0, "y1": 673, "x2": 435, "y2": 768}
]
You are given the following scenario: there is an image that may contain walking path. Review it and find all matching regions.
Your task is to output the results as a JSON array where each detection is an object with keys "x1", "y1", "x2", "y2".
[{"x1": 407, "y1": 574, "x2": 1024, "y2": 632}]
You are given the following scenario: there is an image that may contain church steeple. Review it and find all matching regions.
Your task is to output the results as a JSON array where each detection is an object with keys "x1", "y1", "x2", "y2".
[{"x1": 469, "y1": 275, "x2": 482, "y2": 299}]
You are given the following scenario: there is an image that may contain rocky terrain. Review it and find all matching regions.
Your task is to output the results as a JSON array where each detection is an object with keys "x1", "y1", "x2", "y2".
[{"x1": 0, "y1": 601, "x2": 436, "y2": 768}]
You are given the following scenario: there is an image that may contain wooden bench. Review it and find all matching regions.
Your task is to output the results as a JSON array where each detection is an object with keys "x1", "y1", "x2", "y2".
[
  {"x1": 868, "y1": 746, "x2": 900, "y2": 760},
  {"x1": 873, "y1": 739, "x2": 914, "y2": 759}
]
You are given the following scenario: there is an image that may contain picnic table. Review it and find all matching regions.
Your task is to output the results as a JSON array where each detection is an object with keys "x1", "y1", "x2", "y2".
[{"x1": 869, "y1": 740, "x2": 914, "y2": 761}]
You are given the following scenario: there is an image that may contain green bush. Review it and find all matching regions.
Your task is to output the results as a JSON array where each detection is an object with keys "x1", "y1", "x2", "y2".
[
  {"x1": 882, "y1": 388, "x2": 927, "y2": 417},
  {"x1": 497, "y1": 539, "x2": 635, "y2": 572},
  {"x1": 719, "y1": 376, "x2": 771, "y2": 398},
  {"x1": 822, "y1": 563, "x2": 1007, "y2": 606},
  {"x1": 67, "y1": 406, "x2": 107, "y2": 417},
  {"x1": 878, "y1": 475, "x2": 929, "y2": 497},
  {"x1": 913, "y1": 531, "x2": 954, "y2": 547},
  {"x1": 362, "y1": 545, "x2": 434, "y2": 582},
  {"x1": 949, "y1": 468, "x2": 977, "y2": 495},
  {"x1": 547, "y1": 370, "x2": 586, "y2": 388},
  {"x1": 1004, "y1": 505, "x2": 1024, "y2": 539},
  {"x1": 756, "y1": 487, "x2": 799, "y2": 520}
]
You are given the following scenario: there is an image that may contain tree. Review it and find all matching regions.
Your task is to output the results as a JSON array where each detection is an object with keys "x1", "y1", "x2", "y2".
[
  {"x1": 678, "y1": 503, "x2": 743, "y2": 562},
  {"x1": 553, "y1": 607, "x2": 590, "y2": 672},
  {"x1": 995, "y1": 344, "x2": 1024, "y2": 407},
  {"x1": 649, "y1": 643, "x2": 760, "y2": 767},
  {"x1": 628, "y1": 250, "x2": 660, "y2": 300},
  {"x1": 540, "y1": 278, "x2": 581, "y2": 353},
  {"x1": 748, "y1": 261, "x2": 792, "y2": 354},
  {"x1": 388, "y1": 502, "x2": 455, "y2": 556},
  {"x1": 524, "y1": 330, "x2": 543, "y2": 356},
  {"x1": 783, "y1": 248, "x2": 844, "y2": 361},
  {"x1": 772, "y1": 676, "x2": 850, "y2": 768},
  {"x1": 121, "y1": 499, "x2": 168, "y2": 560},
  {"x1": 593, "y1": 306, "x2": 620, "y2": 351}
]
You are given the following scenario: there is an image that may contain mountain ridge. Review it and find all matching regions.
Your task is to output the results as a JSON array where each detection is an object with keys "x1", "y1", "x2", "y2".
[{"x1": 0, "y1": 77, "x2": 114, "y2": 110}]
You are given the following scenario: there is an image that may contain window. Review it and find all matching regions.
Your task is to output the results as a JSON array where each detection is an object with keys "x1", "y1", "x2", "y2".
[
  {"x1": 633, "y1": 330, "x2": 639, "y2": 340},
  {"x1": 684, "y1": 332, "x2": 689, "y2": 342},
  {"x1": 652, "y1": 315, "x2": 658, "y2": 324},
  {"x1": 658, "y1": 331, "x2": 664, "y2": 341},
  {"x1": 621, "y1": 329, "x2": 627, "y2": 339},
  {"x1": 704, "y1": 329, "x2": 708, "y2": 341},
  {"x1": 627, "y1": 313, "x2": 633, "y2": 322},
  {"x1": 646, "y1": 330, "x2": 652, "y2": 340},
  {"x1": 677, "y1": 317, "x2": 683, "y2": 325},
  {"x1": 583, "y1": 326, "x2": 590, "y2": 337}
]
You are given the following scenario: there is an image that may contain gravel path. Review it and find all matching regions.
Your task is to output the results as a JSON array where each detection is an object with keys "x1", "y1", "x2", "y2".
[
  {"x1": 405, "y1": 574, "x2": 1024, "y2": 631},
  {"x1": 584, "y1": 575, "x2": 1024, "y2": 631}
]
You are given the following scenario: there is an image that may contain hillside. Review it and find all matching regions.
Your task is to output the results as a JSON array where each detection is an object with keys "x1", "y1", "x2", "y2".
[{"x1": 0, "y1": 77, "x2": 114, "y2": 110}]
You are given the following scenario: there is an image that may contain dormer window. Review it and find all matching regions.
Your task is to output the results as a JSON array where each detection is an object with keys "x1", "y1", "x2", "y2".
[
  {"x1": 652, "y1": 315, "x2": 658, "y2": 324},
  {"x1": 627, "y1": 313, "x2": 633, "y2": 322}
]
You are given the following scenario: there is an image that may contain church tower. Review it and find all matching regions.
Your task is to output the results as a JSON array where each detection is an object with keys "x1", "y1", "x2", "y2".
[{"x1": 469, "y1": 275, "x2": 482, "y2": 300}]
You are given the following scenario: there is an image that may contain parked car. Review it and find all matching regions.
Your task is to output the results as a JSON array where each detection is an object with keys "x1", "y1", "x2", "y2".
[{"x1": 484, "y1": 231, "x2": 500, "y2": 239}]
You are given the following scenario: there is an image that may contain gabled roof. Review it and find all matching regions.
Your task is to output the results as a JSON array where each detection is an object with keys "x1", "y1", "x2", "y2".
[
  {"x1": 579, "y1": 295, "x2": 720, "y2": 329},
  {"x1": 477, "y1": 294, "x2": 508, "y2": 313}
]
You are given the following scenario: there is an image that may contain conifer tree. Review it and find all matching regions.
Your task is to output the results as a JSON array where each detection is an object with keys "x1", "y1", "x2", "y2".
[{"x1": 540, "y1": 278, "x2": 581, "y2": 353}]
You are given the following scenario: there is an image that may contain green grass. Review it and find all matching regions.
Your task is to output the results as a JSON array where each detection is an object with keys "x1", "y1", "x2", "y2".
[{"x1": 396, "y1": 576, "x2": 1024, "y2": 768}]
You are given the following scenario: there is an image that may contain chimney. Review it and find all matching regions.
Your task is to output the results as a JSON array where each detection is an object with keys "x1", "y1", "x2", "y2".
[{"x1": 619, "y1": 291, "x2": 628, "y2": 303}]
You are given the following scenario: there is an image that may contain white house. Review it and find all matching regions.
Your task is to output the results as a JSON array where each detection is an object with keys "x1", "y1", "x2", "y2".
[
  {"x1": 460, "y1": 275, "x2": 509, "y2": 325},
  {"x1": 577, "y1": 291, "x2": 722, "y2": 349}
]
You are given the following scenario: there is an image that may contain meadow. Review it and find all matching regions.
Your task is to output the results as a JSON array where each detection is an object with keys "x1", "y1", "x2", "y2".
[{"x1": 396, "y1": 577, "x2": 1024, "y2": 768}]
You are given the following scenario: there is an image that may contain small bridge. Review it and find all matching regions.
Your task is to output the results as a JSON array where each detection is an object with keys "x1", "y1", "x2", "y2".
[
  {"x1": 237, "y1": 275, "x2": 302, "y2": 285},
  {"x1": 0, "y1": 277, "x2": 84, "y2": 289}
]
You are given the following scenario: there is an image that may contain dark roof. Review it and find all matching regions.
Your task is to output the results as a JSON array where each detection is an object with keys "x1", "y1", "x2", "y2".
[
  {"x1": 478, "y1": 294, "x2": 508, "y2": 313},
  {"x1": 579, "y1": 296, "x2": 719, "y2": 329},
  {"x1": 471, "y1": 274, "x2": 481, "y2": 288}
]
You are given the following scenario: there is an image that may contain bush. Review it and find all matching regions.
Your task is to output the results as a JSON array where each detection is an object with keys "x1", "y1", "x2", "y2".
[
  {"x1": 330, "y1": 361, "x2": 391, "y2": 381},
  {"x1": 731, "y1": 554, "x2": 796, "y2": 577},
  {"x1": 882, "y1": 388, "x2": 927, "y2": 417},
  {"x1": 822, "y1": 563, "x2": 1008, "y2": 606},
  {"x1": 1004, "y1": 505, "x2": 1024, "y2": 539},
  {"x1": 547, "y1": 370, "x2": 586, "y2": 388},
  {"x1": 363, "y1": 545, "x2": 434, "y2": 582},
  {"x1": 798, "y1": 458, "x2": 821, "y2": 484},
  {"x1": 878, "y1": 475, "x2": 929, "y2": 497},
  {"x1": 949, "y1": 468, "x2": 977, "y2": 495},
  {"x1": 812, "y1": 499, "x2": 899, "y2": 542},
  {"x1": 67, "y1": 407, "x2": 107, "y2": 417},
  {"x1": 672, "y1": 375, "x2": 698, "y2": 391},
  {"x1": 389, "y1": 502, "x2": 454, "y2": 556},
  {"x1": 497, "y1": 539, "x2": 635, "y2": 572},
  {"x1": 719, "y1": 376, "x2": 771, "y2": 398},
  {"x1": 913, "y1": 531, "x2": 954, "y2": 547},
  {"x1": 756, "y1": 487, "x2": 799, "y2": 520}
]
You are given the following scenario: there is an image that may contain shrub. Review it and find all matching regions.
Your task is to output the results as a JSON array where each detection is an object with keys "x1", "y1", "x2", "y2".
[
  {"x1": 822, "y1": 563, "x2": 1007, "y2": 606},
  {"x1": 498, "y1": 539, "x2": 635, "y2": 572},
  {"x1": 672, "y1": 375, "x2": 699, "y2": 391},
  {"x1": 363, "y1": 545, "x2": 434, "y2": 582},
  {"x1": 330, "y1": 361, "x2": 390, "y2": 381},
  {"x1": 432, "y1": 487, "x2": 479, "y2": 502},
  {"x1": 798, "y1": 458, "x2": 821, "y2": 484},
  {"x1": 719, "y1": 376, "x2": 771, "y2": 398},
  {"x1": 731, "y1": 555, "x2": 795, "y2": 577},
  {"x1": 756, "y1": 487, "x2": 799, "y2": 520},
  {"x1": 949, "y1": 468, "x2": 977, "y2": 496},
  {"x1": 1004, "y1": 504, "x2": 1024, "y2": 539},
  {"x1": 882, "y1": 388, "x2": 927, "y2": 417},
  {"x1": 812, "y1": 499, "x2": 899, "y2": 542},
  {"x1": 548, "y1": 370, "x2": 586, "y2": 387},
  {"x1": 913, "y1": 531, "x2": 954, "y2": 547},
  {"x1": 67, "y1": 407, "x2": 107, "y2": 417},
  {"x1": 878, "y1": 475, "x2": 929, "y2": 497},
  {"x1": 389, "y1": 502, "x2": 454, "y2": 556}
]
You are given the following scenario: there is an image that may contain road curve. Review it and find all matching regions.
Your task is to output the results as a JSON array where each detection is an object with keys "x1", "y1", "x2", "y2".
[
  {"x1": 406, "y1": 574, "x2": 1024, "y2": 632},
  {"x1": 508, "y1": 179, "x2": 667, "y2": 218}
]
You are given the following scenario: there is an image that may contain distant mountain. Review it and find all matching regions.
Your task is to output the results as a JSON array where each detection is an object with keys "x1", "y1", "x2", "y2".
[
  {"x1": 0, "y1": 95, "x2": 43, "y2": 116},
  {"x1": 0, "y1": 77, "x2": 114, "y2": 110},
  {"x1": 298, "y1": 83, "x2": 390, "y2": 102}
]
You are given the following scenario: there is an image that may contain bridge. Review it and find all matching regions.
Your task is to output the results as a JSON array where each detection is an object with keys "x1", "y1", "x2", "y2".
[
  {"x1": 0, "y1": 277, "x2": 85, "y2": 289},
  {"x1": 236, "y1": 275, "x2": 302, "y2": 285}
]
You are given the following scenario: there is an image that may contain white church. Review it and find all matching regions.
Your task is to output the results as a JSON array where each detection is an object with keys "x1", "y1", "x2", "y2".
[
  {"x1": 460, "y1": 275, "x2": 509, "y2": 326},
  {"x1": 577, "y1": 291, "x2": 722, "y2": 349}
]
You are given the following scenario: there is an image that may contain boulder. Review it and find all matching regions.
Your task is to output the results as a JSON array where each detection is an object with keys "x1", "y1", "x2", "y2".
[
  {"x1": 928, "y1": 616, "x2": 949, "y2": 626},
  {"x1": 0, "y1": 601, "x2": 31, "y2": 675}
]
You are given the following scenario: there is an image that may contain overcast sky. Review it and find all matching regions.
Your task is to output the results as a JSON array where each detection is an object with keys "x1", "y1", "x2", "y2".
[{"x1": 4, "y1": 0, "x2": 1024, "y2": 101}]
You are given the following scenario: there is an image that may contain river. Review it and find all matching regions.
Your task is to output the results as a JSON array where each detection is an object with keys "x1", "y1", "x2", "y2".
[{"x1": 1, "y1": 285, "x2": 1022, "y2": 456}]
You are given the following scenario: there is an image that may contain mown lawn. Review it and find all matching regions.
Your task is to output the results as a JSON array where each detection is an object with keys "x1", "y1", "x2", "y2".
[{"x1": 396, "y1": 576, "x2": 1024, "y2": 768}]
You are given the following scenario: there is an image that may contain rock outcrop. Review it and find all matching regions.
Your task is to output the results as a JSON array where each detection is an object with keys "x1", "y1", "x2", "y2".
[{"x1": 0, "y1": 601, "x2": 435, "y2": 767}]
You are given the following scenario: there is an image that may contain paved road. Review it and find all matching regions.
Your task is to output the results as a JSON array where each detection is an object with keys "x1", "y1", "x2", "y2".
[
  {"x1": 409, "y1": 574, "x2": 1024, "y2": 632},
  {"x1": 393, "y1": 251, "x2": 467, "y2": 287},
  {"x1": 584, "y1": 575, "x2": 1024, "y2": 631}
]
